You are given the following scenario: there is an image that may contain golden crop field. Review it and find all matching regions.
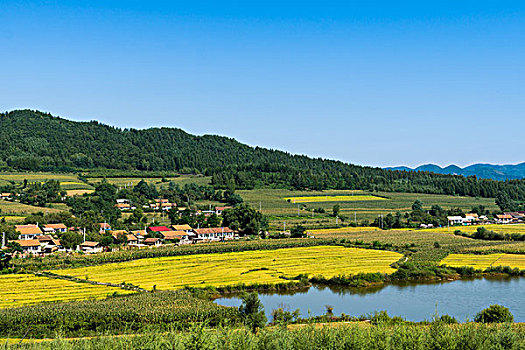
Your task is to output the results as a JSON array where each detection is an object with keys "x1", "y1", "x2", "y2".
[
  {"x1": 51, "y1": 246, "x2": 403, "y2": 290},
  {"x1": 0, "y1": 274, "x2": 134, "y2": 309},
  {"x1": 426, "y1": 224, "x2": 525, "y2": 235},
  {"x1": 66, "y1": 189, "x2": 95, "y2": 196},
  {"x1": 440, "y1": 253, "x2": 525, "y2": 270},
  {"x1": 0, "y1": 200, "x2": 63, "y2": 215},
  {"x1": 308, "y1": 227, "x2": 382, "y2": 235},
  {"x1": 285, "y1": 195, "x2": 387, "y2": 203},
  {"x1": 0, "y1": 216, "x2": 26, "y2": 223}
]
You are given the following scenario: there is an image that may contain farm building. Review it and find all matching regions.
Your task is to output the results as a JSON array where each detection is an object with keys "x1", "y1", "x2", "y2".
[
  {"x1": 192, "y1": 227, "x2": 236, "y2": 242},
  {"x1": 148, "y1": 226, "x2": 171, "y2": 233},
  {"x1": 171, "y1": 224, "x2": 193, "y2": 233},
  {"x1": 15, "y1": 225, "x2": 43, "y2": 240},
  {"x1": 13, "y1": 239, "x2": 42, "y2": 254},
  {"x1": 79, "y1": 241, "x2": 103, "y2": 254},
  {"x1": 144, "y1": 237, "x2": 162, "y2": 247},
  {"x1": 496, "y1": 214, "x2": 512, "y2": 224},
  {"x1": 42, "y1": 223, "x2": 67, "y2": 234}
]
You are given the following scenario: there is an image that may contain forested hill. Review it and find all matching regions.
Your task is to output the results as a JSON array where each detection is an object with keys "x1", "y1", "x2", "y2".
[
  {"x1": 388, "y1": 163, "x2": 525, "y2": 181},
  {"x1": 1, "y1": 109, "x2": 525, "y2": 201}
]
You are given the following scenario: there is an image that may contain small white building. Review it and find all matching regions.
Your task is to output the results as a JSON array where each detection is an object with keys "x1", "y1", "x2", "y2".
[{"x1": 447, "y1": 216, "x2": 464, "y2": 225}]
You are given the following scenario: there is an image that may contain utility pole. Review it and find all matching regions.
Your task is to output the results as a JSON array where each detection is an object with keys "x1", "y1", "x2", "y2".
[
  {"x1": 297, "y1": 205, "x2": 300, "y2": 217},
  {"x1": 283, "y1": 221, "x2": 286, "y2": 232},
  {"x1": 83, "y1": 228, "x2": 86, "y2": 243},
  {"x1": 2, "y1": 232, "x2": 5, "y2": 248}
]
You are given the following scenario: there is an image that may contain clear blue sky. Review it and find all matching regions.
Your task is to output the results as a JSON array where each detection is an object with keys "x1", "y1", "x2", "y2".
[{"x1": 1, "y1": 1, "x2": 524, "y2": 168}]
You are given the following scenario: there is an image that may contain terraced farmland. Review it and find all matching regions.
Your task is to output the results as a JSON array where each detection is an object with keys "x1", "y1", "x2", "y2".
[
  {"x1": 0, "y1": 274, "x2": 133, "y2": 309},
  {"x1": 51, "y1": 246, "x2": 403, "y2": 290},
  {"x1": 440, "y1": 253, "x2": 525, "y2": 270}
]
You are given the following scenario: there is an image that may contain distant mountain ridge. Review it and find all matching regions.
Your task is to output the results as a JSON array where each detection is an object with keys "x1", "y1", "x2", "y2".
[{"x1": 387, "y1": 163, "x2": 525, "y2": 181}]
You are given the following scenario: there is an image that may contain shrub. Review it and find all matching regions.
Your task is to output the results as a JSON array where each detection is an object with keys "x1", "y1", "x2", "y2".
[{"x1": 474, "y1": 304, "x2": 514, "y2": 323}]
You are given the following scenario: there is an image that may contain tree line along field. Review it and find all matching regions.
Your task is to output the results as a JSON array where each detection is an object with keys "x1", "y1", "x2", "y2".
[
  {"x1": 0, "y1": 274, "x2": 133, "y2": 309},
  {"x1": 48, "y1": 246, "x2": 402, "y2": 291}
]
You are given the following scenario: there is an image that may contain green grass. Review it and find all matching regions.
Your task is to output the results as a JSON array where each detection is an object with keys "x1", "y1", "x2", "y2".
[
  {"x1": 89, "y1": 175, "x2": 211, "y2": 189},
  {"x1": 239, "y1": 189, "x2": 498, "y2": 225}
]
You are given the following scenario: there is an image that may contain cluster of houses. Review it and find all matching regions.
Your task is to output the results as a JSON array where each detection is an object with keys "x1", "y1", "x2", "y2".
[
  {"x1": 446, "y1": 212, "x2": 525, "y2": 226},
  {"x1": 5, "y1": 222, "x2": 238, "y2": 255},
  {"x1": 114, "y1": 198, "x2": 231, "y2": 216}
]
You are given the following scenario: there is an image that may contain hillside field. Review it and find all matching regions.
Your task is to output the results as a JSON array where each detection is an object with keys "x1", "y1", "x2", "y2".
[
  {"x1": 0, "y1": 200, "x2": 63, "y2": 216},
  {"x1": 50, "y1": 246, "x2": 403, "y2": 290},
  {"x1": 239, "y1": 189, "x2": 498, "y2": 230}
]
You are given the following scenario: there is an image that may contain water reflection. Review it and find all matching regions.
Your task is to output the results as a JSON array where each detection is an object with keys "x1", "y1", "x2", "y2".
[{"x1": 215, "y1": 277, "x2": 525, "y2": 322}]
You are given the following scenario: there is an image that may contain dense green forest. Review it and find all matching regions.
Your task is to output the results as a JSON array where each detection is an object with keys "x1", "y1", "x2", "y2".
[{"x1": 1, "y1": 110, "x2": 525, "y2": 202}]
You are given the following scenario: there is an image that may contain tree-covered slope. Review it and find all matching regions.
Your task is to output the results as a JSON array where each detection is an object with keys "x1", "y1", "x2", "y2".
[
  {"x1": 388, "y1": 163, "x2": 525, "y2": 181},
  {"x1": 1, "y1": 109, "x2": 525, "y2": 201}
]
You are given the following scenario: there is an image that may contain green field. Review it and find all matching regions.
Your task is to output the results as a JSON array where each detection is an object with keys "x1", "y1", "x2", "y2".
[
  {"x1": 0, "y1": 200, "x2": 63, "y2": 215},
  {"x1": 0, "y1": 172, "x2": 93, "y2": 191},
  {"x1": 239, "y1": 189, "x2": 498, "y2": 229},
  {"x1": 51, "y1": 246, "x2": 402, "y2": 290},
  {"x1": 88, "y1": 175, "x2": 211, "y2": 189}
]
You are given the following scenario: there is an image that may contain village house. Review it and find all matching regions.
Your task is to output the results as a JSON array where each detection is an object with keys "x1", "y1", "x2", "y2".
[
  {"x1": 42, "y1": 223, "x2": 67, "y2": 234},
  {"x1": 506, "y1": 212, "x2": 525, "y2": 223},
  {"x1": 38, "y1": 236, "x2": 64, "y2": 254},
  {"x1": 116, "y1": 199, "x2": 129, "y2": 204},
  {"x1": 192, "y1": 227, "x2": 236, "y2": 242},
  {"x1": 170, "y1": 224, "x2": 193, "y2": 233},
  {"x1": 147, "y1": 226, "x2": 171, "y2": 233},
  {"x1": 13, "y1": 239, "x2": 42, "y2": 254},
  {"x1": 130, "y1": 230, "x2": 146, "y2": 241},
  {"x1": 160, "y1": 230, "x2": 192, "y2": 244},
  {"x1": 0, "y1": 193, "x2": 13, "y2": 200},
  {"x1": 15, "y1": 224, "x2": 43, "y2": 240},
  {"x1": 160, "y1": 202, "x2": 174, "y2": 211},
  {"x1": 79, "y1": 241, "x2": 103, "y2": 254},
  {"x1": 115, "y1": 203, "x2": 131, "y2": 211},
  {"x1": 99, "y1": 223, "x2": 112, "y2": 234},
  {"x1": 214, "y1": 206, "x2": 232, "y2": 215},
  {"x1": 143, "y1": 237, "x2": 162, "y2": 247},
  {"x1": 447, "y1": 216, "x2": 464, "y2": 226},
  {"x1": 496, "y1": 214, "x2": 512, "y2": 224},
  {"x1": 126, "y1": 234, "x2": 139, "y2": 245}
]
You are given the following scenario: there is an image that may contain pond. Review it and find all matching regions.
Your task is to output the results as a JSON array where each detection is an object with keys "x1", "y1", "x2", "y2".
[{"x1": 215, "y1": 277, "x2": 525, "y2": 322}]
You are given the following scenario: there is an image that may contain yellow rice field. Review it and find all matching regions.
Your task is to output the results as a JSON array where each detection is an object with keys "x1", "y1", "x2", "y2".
[
  {"x1": 0, "y1": 216, "x2": 26, "y2": 223},
  {"x1": 285, "y1": 195, "x2": 387, "y2": 203},
  {"x1": 66, "y1": 189, "x2": 95, "y2": 196},
  {"x1": 0, "y1": 173, "x2": 79, "y2": 183},
  {"x1": 427, "y1": 224, "x2": 525, "y2": 235},
  {"x1": 440, "y1": 253, "x2": 525, "y2": 270},
  {"x1": 0, "y1": 274, "x2": 134, "y2": 309},
  {"x1": 308, "y1": 227, "x2": 382, "y2": 235},
  {"x1": 51, "y1": 246, "x2": 403, "y2": 290}
]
